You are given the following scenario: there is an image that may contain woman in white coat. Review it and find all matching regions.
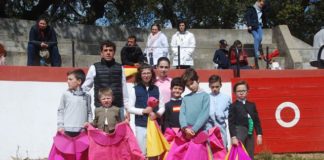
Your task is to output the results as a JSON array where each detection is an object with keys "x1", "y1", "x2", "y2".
[
  {"x1": 171, "y1": 21, "x2": 196, "y2": 69},
  {"x1": 144, "y1": 24, "x2": 169, "y2": 66}
]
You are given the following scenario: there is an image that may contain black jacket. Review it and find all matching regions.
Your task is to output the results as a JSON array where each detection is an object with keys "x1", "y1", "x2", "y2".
[
  {"x1": 213, "y1": 48, "x2": 230, "y2": 69},
  {"x1": 228, "y1": 100, "x2": 262, "y2": 137},
  {"x1": 120, "y1": 44, "x2": 145, "y2": 66},
  {"x1": 245, "y1": 6, "x2": 268, "y2": 31},
  {"x1": 28, "y1": 24, "x2": 58, "y2": 48}
]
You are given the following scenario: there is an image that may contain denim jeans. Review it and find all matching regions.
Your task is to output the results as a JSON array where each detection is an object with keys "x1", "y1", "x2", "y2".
[
  {"x1": 251, "y1": 25, "x2": 263, "y2": 58},
  {"x1": 27, "y1": 43, "x2": 61, "y2": 66}
]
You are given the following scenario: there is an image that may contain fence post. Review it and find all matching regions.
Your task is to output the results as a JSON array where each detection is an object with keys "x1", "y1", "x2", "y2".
[
  {"x1": 177, "y1": 45, "x2": 180, "y2": 69},
  {"x1": 317, "y1": 45, "x2": 324, "y2": 68},
  {"x1": 235, "y1": 47, "x2": 240, "y2": 77},
  {"x1": 72, "y1": 38, "x2": 75, "y2": 67},
  {"x1": 266, "y1": 46, "x2": 269, "y2": 69}
]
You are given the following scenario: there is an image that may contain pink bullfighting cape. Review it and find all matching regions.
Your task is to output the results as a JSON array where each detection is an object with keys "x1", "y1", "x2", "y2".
[
  {"x1": 87, "y1": 122, "x2": 145, "y2": 160},
  {"x1": 48, "y1": 131, "x2": 89, "y2": 160},
  {"x1": 166, "y1": 127, "x2": 226, "y2": 160}
]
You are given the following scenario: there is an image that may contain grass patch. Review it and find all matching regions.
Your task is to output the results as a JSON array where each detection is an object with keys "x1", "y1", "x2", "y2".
[{"x1": 255, "y1": 151, "x2": 324, "y2": 160}]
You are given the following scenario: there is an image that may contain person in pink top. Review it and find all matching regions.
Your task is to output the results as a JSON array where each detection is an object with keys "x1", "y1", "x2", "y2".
[{"x1": 155, "y1": 57, "x2": 172, "y2": 104}]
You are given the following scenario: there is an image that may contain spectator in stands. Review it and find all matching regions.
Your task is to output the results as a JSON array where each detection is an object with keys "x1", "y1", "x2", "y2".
[
  {"x1": 27, "y1": 15, "x2": 61, "y2": 66},
  {"x1": 155, "y1": 57, "x2": 172, "y2": 103},
  {"x1": 229, "y1": 80, "x2": 262, "y2": 159},
  {"x1": 213, "y1": 39, "x2": 230, "y2": 69},
  {"x1": 57, "y1": 69, "x2": 92, "y2": 137},
  {"x1": 144, "y1": 23, "x2": 169, "y2": 66},
  {"x1": 0, "y1": 43, "x2": 6, "y2": 65},
  {"x1": 229, "y1": 40, "x2": 252, "y2": 69},
  {"x1": 206, "y1": 75, "x2": 231, "y2": 149},
  {"x1": 312, "y1": 26, "x2": 324, "y2": 68},
  {"x1": 170, "y1": 20, "x2": 196, "y2": 69},
  {"x1": 82, "y1": 40, "x2": 129, "y2": 120},
  {"x1": 120, "y1": 35, "x2": 145, "y2": 67},
  {"x1": 245, "y1": 0, "x2": 267, "y2": 60}
]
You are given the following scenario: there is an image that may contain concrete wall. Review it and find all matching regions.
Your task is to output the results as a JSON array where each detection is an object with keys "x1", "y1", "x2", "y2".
[{"x1": 0, "y1": 18, "x2": 273, "y2": 69}]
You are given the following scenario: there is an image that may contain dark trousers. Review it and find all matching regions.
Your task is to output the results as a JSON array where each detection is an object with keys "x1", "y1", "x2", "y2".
[
  {"x1": 27, "y1": 43, "x2": 61, "y2": 66},
  {"x1": 64, "y1": 131, "x2": 80, "y2": 137},
  {"x1": 236, "y1": 126, "x2": 255, "y2": 159}
]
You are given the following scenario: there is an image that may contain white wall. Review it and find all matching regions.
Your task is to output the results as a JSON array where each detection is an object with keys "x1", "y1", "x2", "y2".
[{"x1": 0, "y1": 81, "x2": 232, "y2": 159}]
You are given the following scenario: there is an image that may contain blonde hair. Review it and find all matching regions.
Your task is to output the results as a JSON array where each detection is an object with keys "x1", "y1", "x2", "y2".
[{"x1": 98, "y1": 88, "x2": 113, "y2": 99}]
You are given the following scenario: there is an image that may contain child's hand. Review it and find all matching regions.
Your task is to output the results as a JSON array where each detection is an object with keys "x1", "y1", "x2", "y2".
[
  {"x1": 83, "y1": 122, "x2": 89, "y2": 128},
  {"x1": 231, "y1": 137, "x2": 239, "y2": 146},
  {"x1": 142, "y1": 107, "x2": 153, "y2": 114},
  {"x1": 149, "y1": 112, "x2": 157, "y2": 120},
  {"x1": 257, "y1": 135, "x2": 262, "y2": 145},
  {"x1": 184, "y1": 128, "x2": 195, "y2": 139},
  {"x1": 57, "y1": 128, "x2": 64, "y2": 134}
]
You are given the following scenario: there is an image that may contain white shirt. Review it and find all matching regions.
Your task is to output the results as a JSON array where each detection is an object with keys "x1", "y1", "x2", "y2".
[
  {"x1": 128, "y1": 86, "x2": 165, "y2": 116},
  {"x1": 313, "y1": 28, "x2": 324, "y2": 61}
]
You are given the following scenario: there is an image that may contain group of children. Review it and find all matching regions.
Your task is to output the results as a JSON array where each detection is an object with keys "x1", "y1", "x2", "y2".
[{"x1": 56, "y1": 62, "x2": 262, "y2": 159}]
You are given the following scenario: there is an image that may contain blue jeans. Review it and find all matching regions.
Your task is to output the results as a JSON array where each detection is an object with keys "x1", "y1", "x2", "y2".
[
  {"x1": 251, "y1": 25, "x2": 263, "y2": 58},
  {"x1": 27, "y1": 43, "x2": 61, "y2": 66}
]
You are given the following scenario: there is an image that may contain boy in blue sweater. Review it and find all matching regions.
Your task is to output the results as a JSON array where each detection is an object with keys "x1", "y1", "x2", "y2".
[{"x1": 179, "y1": 68, "x2": 210, "y2": 139}]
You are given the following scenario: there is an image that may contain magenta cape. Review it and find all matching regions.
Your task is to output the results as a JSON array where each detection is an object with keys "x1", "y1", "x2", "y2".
[
  {"x1": 225, "y1": 142, "x2": 251, "y2": 160},
  {"x1": 166, "y1": 127, "x2": 226, "y2": 160},
  {"x1": 88, "y1": 122, "x2": 145, "y2": 160},
  {"x1": 48, "y1": 131, "x2": 89, "y2": 160}
]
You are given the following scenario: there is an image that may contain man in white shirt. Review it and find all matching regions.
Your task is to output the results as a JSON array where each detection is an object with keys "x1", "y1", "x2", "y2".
[
  {"x1": 82, "y1": 40, "x2": 129, "y2": 120},
  {"x1": 171, "y1": 21, "x2": 196, "y2": 69},
  {"x1": 311, "y1": 26, "x2": 324, "y2": 68}
]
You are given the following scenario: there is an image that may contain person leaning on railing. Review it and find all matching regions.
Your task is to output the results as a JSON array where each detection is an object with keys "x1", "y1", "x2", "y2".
[{"x1": 27, "y1": 15, "x2": 61, "y2": 66}]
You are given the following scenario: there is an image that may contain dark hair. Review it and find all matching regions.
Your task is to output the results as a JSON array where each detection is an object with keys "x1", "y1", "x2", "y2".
[
  {"x1": 100, "y1": 40, "x2": 116, "y2": 52},
  {"x1": 151, "y1": 23, "x2": 161, "y2": 31},
  {"x1": 128, "y1": 35, "x2": 137, "y2": 42},
  {"x1": 171, "y1": 77, "x2": 185, "y2": 91},
  {"x1": 181, "y1": 68, "x2": 199, "y2": 85},
  {"x1": 177, "y1": 20, "x2": 187, "y2": 31},
  {"x1": 233, "y1": 80, "x2": 249, "y2": 92},
  {"x1": 135, "y1": 63, "x2": 156, "y2": 86},
  {"x1": 98, "y1": 87, "x2": 114, "y2": 99},
  {"x1": 208, "y1": 75, "x2": 222, "y2": 85},
  {"x1": 37, "y1": 15, "x2": 49, "y2": 24},
  {"x1": 157, "y1": 57, "x2": 170, "y2": 66},
  {"x1": 67, "y1": 69, "x2": 86, "y2": 85}
]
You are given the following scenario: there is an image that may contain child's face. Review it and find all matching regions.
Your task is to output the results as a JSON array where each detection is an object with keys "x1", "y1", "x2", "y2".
[
  {"x1": 157, "y1": 61, "x2": 170, "y2": 78},
  {"x1": 67, "y1": 74, "x2": 81, "y2": 90},
  {"x1": 141, "y1": 68, "x2": 152, "y2": 84},
  {"x1": 186, "y1": 80, "x2": 199, "y2": 92},
  {"x1": 235, "y1": 84, "x2": 248, "y2": 100},
  {"x1": 100, "y1": 95, "x2": 113, "y2": 108},
  {"x1": 171, "y1": 86, "x2": 184, "y2": 99},
  {"x1": 209, "y1": 81, "x2": 221, "y2": 94}
]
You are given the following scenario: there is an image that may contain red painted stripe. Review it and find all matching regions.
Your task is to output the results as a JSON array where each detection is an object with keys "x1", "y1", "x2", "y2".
[{"x1": 0, "y1": 66, "x2": 234, "y2": 82}]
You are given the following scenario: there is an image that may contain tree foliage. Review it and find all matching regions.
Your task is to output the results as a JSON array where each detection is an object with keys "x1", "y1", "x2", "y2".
[{"x1": 0, "y1": 0, "x2": 323, "y2": 44}]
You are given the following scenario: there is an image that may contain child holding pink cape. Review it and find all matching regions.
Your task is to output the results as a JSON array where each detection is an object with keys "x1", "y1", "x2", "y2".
[{"x1": 166, "y1": 68, "x2": 226, "y2": 160}]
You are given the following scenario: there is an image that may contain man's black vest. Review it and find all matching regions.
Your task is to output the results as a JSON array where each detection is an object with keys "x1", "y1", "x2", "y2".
[
  {"x1": 134, "y1": 84, "x2": 159, "y2": 127},
  {"x1": 94, "y1": 59, "x2": 123, "y2": 108}
]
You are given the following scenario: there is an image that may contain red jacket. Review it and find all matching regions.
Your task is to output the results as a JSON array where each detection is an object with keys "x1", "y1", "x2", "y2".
[{"x1": 229, "y1": 49, "x2": 249, "y2": 66}]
